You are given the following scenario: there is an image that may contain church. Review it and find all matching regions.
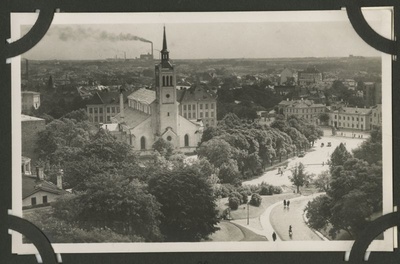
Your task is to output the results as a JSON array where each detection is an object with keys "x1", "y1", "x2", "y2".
[{"x1": 104, "y1": 27, "x2": 204, "y2": 153}]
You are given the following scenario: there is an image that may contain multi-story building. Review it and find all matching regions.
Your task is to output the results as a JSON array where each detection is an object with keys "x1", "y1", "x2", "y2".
[
  {"x1": 298, "y1": 66, "x2": 323, "y2": 86},
  {"x1": 277, "y1": 99, "x2": 327, "y2": 124},
  {"x1": 178, "y1": 84, "x2": 218, "y2": 127},
  {"x1": 370, "y1": 104, "x2": 382, "y2": 129},
  {"x1": 280, "y1": 68, "x2": 295, "y2": 85},
  {"x1": 21, "y1": 91, "x2": 40, "y2": 112},
  {"x1": 329, "y1": 107, "x2": 371, "y2": 131},
  {"x1": 363, "y1": 82, "x2": 382, "y2": 107},
  {"x1": 86, "y1": 91, "x2": 129, "y2": 125}
]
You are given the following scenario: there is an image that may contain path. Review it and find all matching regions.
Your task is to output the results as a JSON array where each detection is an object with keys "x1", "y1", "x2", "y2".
[{"x1": 270, "y1": 194, "x2": 325, "y2": 241}]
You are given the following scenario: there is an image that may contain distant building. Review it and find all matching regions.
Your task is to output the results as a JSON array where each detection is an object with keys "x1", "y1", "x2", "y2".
[
  {"x1": 363, "y1": 82, "x2": 382, "y2": 107},
  {"x1": 277, "y1": 99, "x2": 327, "y2": 124},
  {"x1": 370, "y1": 104, "x2": 382, "y2": 130},
  {"x1": 274, "y1": 85, "x2": 297, "y2": 96},
  {"x1": 21, "y1": 115, "x2": 46, "y2": 166},
  {"x1": 21, "y1": 91, "x2": 40, "y2": 112},
  {"x1": 329, "y1": 106, "x2": 371, "y2": 131},
  {"x1": 280, "y1": 68, "x2": 295, "y2": 85},
  {"x1": 298, "y1": 66, "x2": 323, "y2": 86},
  {"x1": 140, "y1": 53, "x2": 153, "y2": 61},
  {"x1": 86, "y1": 91, "x2": 130, "y2": 125},
  {"x1": 343, "y1": 79, "x2": 357, "y2": 90},
  {"x1": 178, "y1": 84, "x2": 218, "y2": 127}
]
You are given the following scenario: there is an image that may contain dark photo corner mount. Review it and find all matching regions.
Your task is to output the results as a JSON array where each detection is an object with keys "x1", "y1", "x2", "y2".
[{"x1": 1, "y1": 0, "x2": 399, "y2": 263}]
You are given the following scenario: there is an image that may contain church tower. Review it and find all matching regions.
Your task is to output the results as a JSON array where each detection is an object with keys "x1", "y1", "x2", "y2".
[{"x1": 154, "y1": 27, "x2": 179, "y2": 147}]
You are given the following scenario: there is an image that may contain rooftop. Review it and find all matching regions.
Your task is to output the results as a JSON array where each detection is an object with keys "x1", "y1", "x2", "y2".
[
  {"x1": 128, "y1": 88, "x2": 156, "y2": 105},
  {"x1": 21, "y1": 114, "x2": 45, "y2": 122},
  {"x1": 112, "y1": 107, "x2": 151, "y2": 129},
  {"x1": 22, "y1": 175, "x2": 66, "y2": 199},
  {"x1": 87, "y1": 91, "x2": 129, "y2": 105},
  {"x1": 21, "y1": 91, "x2": 40, "y2": 95},
  {"x1": 178, "y1": 85, "x2": 217, "y2": 103}
]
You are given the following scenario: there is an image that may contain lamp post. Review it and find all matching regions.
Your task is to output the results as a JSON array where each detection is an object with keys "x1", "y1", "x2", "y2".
[{"x1": 247, "y1": 202, "x2": 249, "y2": 225}]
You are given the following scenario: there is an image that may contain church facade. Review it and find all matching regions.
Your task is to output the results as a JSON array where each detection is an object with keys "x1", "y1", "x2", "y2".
[{"x1": 106, "y1": 28, "x2": 203, "y2": 153}]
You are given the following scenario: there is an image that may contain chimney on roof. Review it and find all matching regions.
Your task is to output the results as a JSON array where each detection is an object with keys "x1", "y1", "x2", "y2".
[
  {"x1": 57, "y1": 169, "x2": 63, "y2": 189},
  {"x1": 36, "y1": 166, "x2": 44, "y2": 181}
]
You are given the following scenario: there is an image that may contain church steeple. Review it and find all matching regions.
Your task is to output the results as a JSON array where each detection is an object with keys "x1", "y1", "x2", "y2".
[{"x1": 161, "y1": 26, "x2": 170, "y2": 65}]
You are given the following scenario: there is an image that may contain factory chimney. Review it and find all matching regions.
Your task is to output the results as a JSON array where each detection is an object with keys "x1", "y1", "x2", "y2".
[
  {"x1": 119, "y1": 87, "x2": 125, "y2": 122},
  {"x1": 124, "y1": 52, "x2": 126, "y2": 61},
  {"x1": 151, "y1": 42, "x2": 153, "y2": 60}
]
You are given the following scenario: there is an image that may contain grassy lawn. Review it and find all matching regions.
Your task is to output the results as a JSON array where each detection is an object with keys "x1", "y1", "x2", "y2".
[
  {"x1": 217, "y1": 192, "x2": 299, "y2": 220},
  {"x1": 206, "y1": 221, "x2": 244, "y2": 242}
]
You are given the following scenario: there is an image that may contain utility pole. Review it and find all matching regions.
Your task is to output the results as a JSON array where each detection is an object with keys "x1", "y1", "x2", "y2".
[{"x1": 247, "y1": 203, "x2": 249, "y2": 225}]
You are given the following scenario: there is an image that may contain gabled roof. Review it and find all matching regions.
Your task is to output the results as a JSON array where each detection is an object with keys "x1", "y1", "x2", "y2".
[
  {"x1": 178, "y1": 85, "x2": 217, "y2": 103},
  {"x1": 128, "y1": 88, "x2": 156, "y2": 105},
  {"x1": 22, "y1": 175, "x2": 66, "y2": 199},
  {"x1": 21, "y1": 114, "x2": 45, "y2": 122},
  {"x1": 340, "y1": 107, "x2": 372, "y2": 115},
  {"x1": 113, "y1": 107, "x2": 151, "y2": 129}
]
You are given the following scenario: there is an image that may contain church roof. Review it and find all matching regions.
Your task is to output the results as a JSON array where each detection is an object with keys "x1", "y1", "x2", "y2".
[
  {"x1": 113, "y1": 107, "x2": 151, "y2": 129},
  {"x1": 87, "y1": 91, "x2": 129, "y2": 105},
  {"x1": 128, "y1": 88, "x2": 156, "y2": 105}
]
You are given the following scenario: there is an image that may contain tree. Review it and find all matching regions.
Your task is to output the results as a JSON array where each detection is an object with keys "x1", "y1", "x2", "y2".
[
  {"x1": 330, "y1": 143, "x2": 352, "y2": 168},
  {"x1": 63, "y1": 109, "x2": 89, "y2": 122},
  {"x1": 218, "y1": 160, "x2": 241, "y2": 184},
  {"x1": 53, "y1": 174, "x2": 163, "y2": 241},
  {"x1": 318, "y1": 113, "x2": 330, "y2": 125},
  {"x1": 47, "y1": 75, "x2": 54, "y2": 91},
  {"x1": 353, "y1": 128, "x2": 382, "y2": 164},
  {"x1": 152, "y1": 137, "x2": 174, "y2": 158},
  {"x1": 148, "y1": 166, "x2": 219, "y2": 242},
  {"x1": 198, "y1": 138, "x2": 233, "y2": 168},
  {"x1": 305, "y1": 195, "x2": 332, "y2": 230},
  {"x1": 250, "y1": 193, "x2": 262, "y2": 207},
  {"x1": 313, "y1": 170, "x2": 331, "y2": 192},
  {"x1": 289, "y1": 162, "x2": 311, "y2": 193}
]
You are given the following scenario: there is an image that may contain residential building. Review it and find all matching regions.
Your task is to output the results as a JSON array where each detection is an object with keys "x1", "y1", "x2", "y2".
[
  {"x1": 86, "y1": 91, "x2": 129, "y2": 125},
  {"x1": 107, "y1": 27, "x2": 203, "y2": 153},
  {"x1": 277, "y1": 99, "x2": 327, "y2": 124},
  {"x1": 21, "y1": 91, "x2": 40, "y2": 112},
  {"x1": 329, "y1": 106, "x2": 371, "y2": 131},
  {"x1": 274, "y1": 85, "x2": 297, "y2": 96},
  {"x1": 178, "y1": 84, "x2": 218, "y2": 127},
  {"x1": 280, "y1": 68, "x2": 295, "y2": 85},
  {"x1": 298, "y1": 66, "x2": 323, "y2": 86},
  {"x1": 370, "y1": 104, "x2": 382, "y2": 129}
]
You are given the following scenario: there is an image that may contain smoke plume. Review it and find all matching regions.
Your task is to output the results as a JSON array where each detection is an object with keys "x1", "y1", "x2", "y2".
[{"x1": 53, "y1": 26, "x2": 152, "y2": 44}]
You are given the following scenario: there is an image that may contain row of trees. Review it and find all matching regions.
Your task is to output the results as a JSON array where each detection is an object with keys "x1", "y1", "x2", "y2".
[
  {"x1": 305, "y1": 128, "x2": 382, "y2": 239},
  {"x1": 198, "y1": 113, "x2": 322, "y2": 184},
  {"x1": 30, "y1": 113, "x2": 220, "y2": 242}
]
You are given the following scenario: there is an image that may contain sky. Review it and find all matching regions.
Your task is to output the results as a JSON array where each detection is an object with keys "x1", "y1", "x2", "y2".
[{"x1": 20, "y1": 14, "x2": 384, "y2": 60}]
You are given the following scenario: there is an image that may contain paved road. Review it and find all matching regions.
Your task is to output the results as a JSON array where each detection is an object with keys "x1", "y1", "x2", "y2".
[{"x1": 269, "y1": 195, "x2": 324, "y2": 241}]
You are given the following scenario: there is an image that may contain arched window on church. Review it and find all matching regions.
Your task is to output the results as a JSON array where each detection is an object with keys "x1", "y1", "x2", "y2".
[
  {"x1": 169, "y1": 76, "x2": 173, "y2": 86},
  {"x1": 162, "y1": 76, "x2": 165, "y2": 86},
  {"x1": 140, "y1": 136, "x2": 146, "y2": 150},
  {"x1": 184, "y1": 134, "x2": 189, "y2": 147}
]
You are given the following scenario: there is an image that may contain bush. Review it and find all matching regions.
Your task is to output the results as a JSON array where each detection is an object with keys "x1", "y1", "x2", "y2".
[
  {"x1": 236, "y1": 185, "x2": 252, "y2": 196},
  {"x1": 250, "y1": 193, "x2": 262, "y2": 207},
  {"x1": 273, "y1": 186, "x2": 283, "y2": 194},
  {"x1": 240, "y1": 191, "x2": 249, "y2": 204},
  {"x1": 228, "y1": 197, "x2": 240, "y2": 210},
  {"x1": 228, "y1": 192, "x2": 243, "y2": 204},
  {"x1": 215, "y1": 184, "x2": 236, "y2": 198},
  {"x1": 257, "y1": 182, "x2": 282, "y2": 195}
]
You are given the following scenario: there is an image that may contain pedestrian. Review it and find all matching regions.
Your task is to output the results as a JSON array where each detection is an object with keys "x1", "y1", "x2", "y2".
[
  {"x1": 283, "y1": 200, "x2": 287, "y2": 207},
  {"x1": 289, "y1": 225, "x2": 293, "y2": 238},
  {"x1": 280, "y1": 170, "x2": 283, "y2": 176},
  {"x1": 287, "y1": 200, "x2": 290, "y2": 207},
  {"x1": 272, "y1": 232, "x2": 277, "y2": 241}
]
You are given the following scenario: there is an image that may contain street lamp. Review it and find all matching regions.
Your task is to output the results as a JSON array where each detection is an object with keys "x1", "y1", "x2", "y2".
[{"x1": 247, "y1": 202, "x2": 249, "y2": 225}]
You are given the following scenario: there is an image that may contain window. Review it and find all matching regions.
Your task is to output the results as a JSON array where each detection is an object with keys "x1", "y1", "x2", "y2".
[
  {"x1": 107, "y1": 107, "x2": 110, "y2": 113},
  {"x1": 140, "y1": 137, "x2": 146, "y2": 150},
  {"x1": 348, "y1": 117, "x2": 350, "y2": 120},
  {"x1": 99, "y1": 108, "x2": 103, "y2": 114},
  {"x1": 193, "y1": 104, "x2": 195, "y2": 110},
  {"x1": 200, "y1": 112, "x2": 203, "y2": 118},
  {"x1": 352, "y1": 117, "x2": 354, "y2": 121},
  {"x1": 206, "y1": 104, "x2": 208, "y2": 109},
  {"x1": 42, "y1": 196, "x2": 48, "y2": 204},
  {"x1": 184, "y1": 134, "x2": 189, "y2": 147},
  {"x1": 211, "y1": 112, "x2": 214, "y2": 117},
  {"x1": 339, "y1": 116, "x2": 341, "y2": 120},
  {"x1": 193, "y1": 113, "x2": 196, "y2": 118},
  {"x1": 112, "y1": 107, "x2": 115, "y2": 113},
  {"x1": 94, "y1": 116, "x2": 98, "y2": 122},
  {"x1": 188, "y1": 105, "x2": 191, "y2": 111},
  {"x1": 357, "y1": 117, "x2": 359, "y2": 121},
  {"x1": 184, "y1": 113, "x2": 187, "y2": 118},
  {"x1": 167, "y1": 136, "x2": 172, "y2": 141},
  {"x1": 357, "y1": 124, "x2": 359, "y2": 128},
  {"x1": 339, "y1": 122, "x2": 341, "y2": 126},
  {"x1": 183, "y1": 105, "x2": 187, "y2": 110},
  {"x1": 31, "y1": 197, "x2": 37, "y2": 206},
  {"x1": 99, "y1": 116, "x2": 103, "y2": 122},
  {"x1": 211, "y1": 103, "x2": 214, "y2": 109},
  {"x1": 107, "y1": 116, "x2": 111, "y2": 122},
  {"x1": 167, "y1": 112, "x2": 170, "y2": 116},
  {"x1": 361, "y1": 118, "x2": 363, "y2": 121},
  {"x1": 361, "y1": 124, "x2": 363, "y2": 129},
  {"x1": 166, "y1": 94, "x2": 170, "y2": 98},
  {"x1": 335, "y1": 115, "x2": 337, "y2": 119},
  {"x1": 188, "y1": 113, "x2": 191, "y2": 119},
  {"x1": 89, "y1": 108, "x2": 93, "y2": 113},
  {"x1": 162, "y1": 76, "x2": 166, "y2": 86},
  {"x1": 117, "y1": 107, "x2": 120, "y2": 113},
  {"x1": 94, "y1": 108, "x2": 98, "y2": 114},
  {"x1": 169, "y1": 76, "x2": 173, "y2": 86},
  {"x1": 200, "y1": 104, "x2": 203, "y2": 109},
  {"x1": 205, "y1": 112, "x2": 209, "y2": 117}
]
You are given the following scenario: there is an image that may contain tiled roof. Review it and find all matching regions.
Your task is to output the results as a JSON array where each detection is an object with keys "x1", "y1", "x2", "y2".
[
  {"x1": 22, "y1": 91, "x2": 40, "y2": 95},
  {"x1": 179, "y1": 85, "x2": 217, "y2": 103},
  {"x1": 88, "y1": 91, "x2": 129, "y2": 105},
  {"x1": 340, "y1": 107, "x2": 372, "y2": 115},
  {"x1": 113, "y1": 107, "x2": 151, "y2": 129},
  {"x1": 22, "y1": 175, "x2": 66, "y2": 199},
  {"x1": 128, "y1": 88, "x2": 156, "y2": 105}
]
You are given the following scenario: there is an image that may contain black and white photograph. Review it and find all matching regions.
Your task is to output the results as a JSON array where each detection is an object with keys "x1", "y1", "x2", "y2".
[{"x1": 11, "y1": 10, "x2": 393, "y2": 253}]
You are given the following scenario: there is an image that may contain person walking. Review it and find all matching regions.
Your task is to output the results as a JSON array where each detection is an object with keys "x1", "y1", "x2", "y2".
[
  {"x1": 289, "y1": 225, "x2": 293, "y2": 239},
  {"x1": 287, "y1": 200, "x2": 290, "y2": 208},
  {"x1": 272, "y1": 232, "x2": 277, "y2": 241},
  {"x1": 283, "y1": 200, "x2": 287, "y2": 207}
]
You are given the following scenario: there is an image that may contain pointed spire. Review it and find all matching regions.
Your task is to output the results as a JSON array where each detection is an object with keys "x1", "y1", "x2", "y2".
[{"x1": 162, "y1": 26, "x2": 168, "y2": 51}]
